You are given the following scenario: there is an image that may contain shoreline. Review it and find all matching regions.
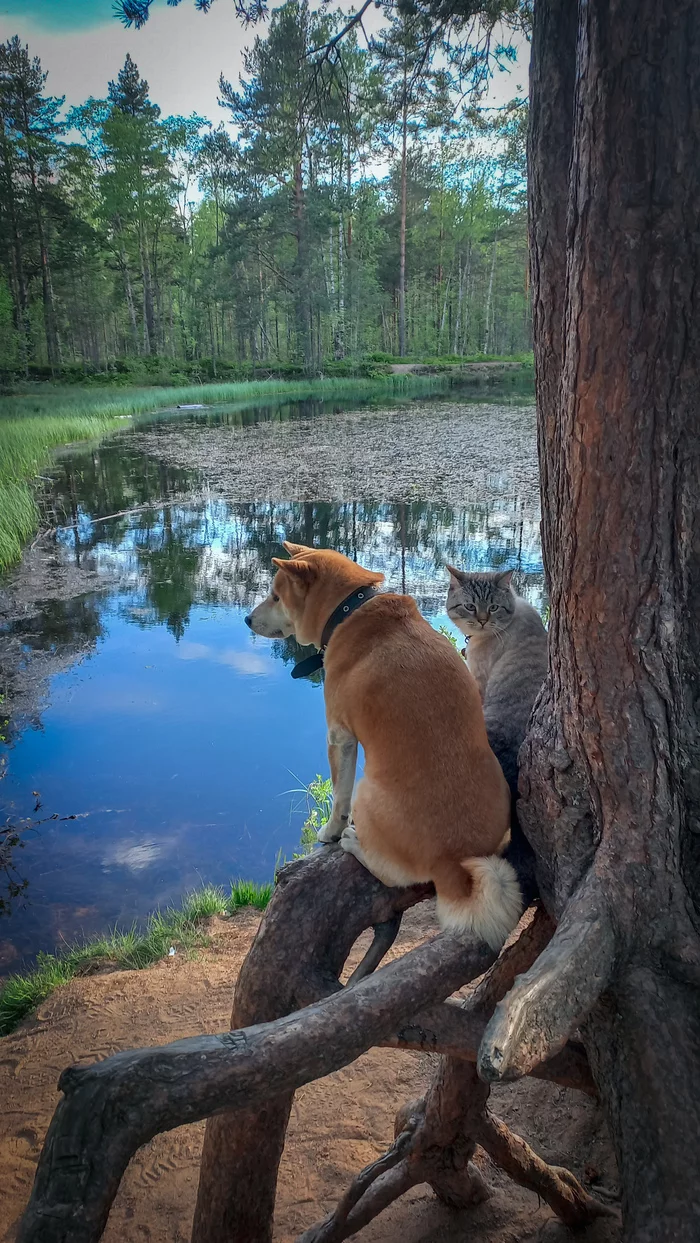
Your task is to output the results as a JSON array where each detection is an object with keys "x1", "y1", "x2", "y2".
[{"x1": 0, "y1": 880, "x2": 272, "y2": 1037}]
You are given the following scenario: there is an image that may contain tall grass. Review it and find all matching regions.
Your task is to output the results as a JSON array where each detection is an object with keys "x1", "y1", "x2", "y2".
[
  {"x1": 0, "y1": 373, "x2": 449, "y2": 570},
  {"x1": 0, "y1": 372, "x2": 448, "y2": 426},
  {"x1": 0, "y1": 881, "x2": 274, "y2": 1037}
]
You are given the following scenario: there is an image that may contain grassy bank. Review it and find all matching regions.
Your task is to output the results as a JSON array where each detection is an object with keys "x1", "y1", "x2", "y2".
[
  {"x1": 0, "y1": 779, "x2": 335, "y2": 1037},
  {"x1": 0, "y1": 372, "x2": 450, "y2": 570},
  {"x1": 0, "y1": 879, "x2": 273, "y2": 1037}
]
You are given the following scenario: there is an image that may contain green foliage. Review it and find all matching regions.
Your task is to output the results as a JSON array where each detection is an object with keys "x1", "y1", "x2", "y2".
[
  {"x1": 437, "y1": 623, "x2": 459, "y2": 648},
  {"x1": 0, "y1": 275, "x2": 19, "y2": 368},
  {"x1": 298, "y1": 774, "x2": 333, "y2": 846},
  {"x1": 228, "y1": 879, "x2": 274, "y2": 912},
  {"x1": 0, "y1": 480, "x2": 39, "y2": 569},
  {"x1": 0, "y1": 19, "x2": 530, "y2": 384}
]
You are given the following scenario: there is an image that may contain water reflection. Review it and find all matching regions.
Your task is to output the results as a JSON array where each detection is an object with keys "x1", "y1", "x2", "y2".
[
  {"x1": 0, "y1": 390, "x2": 542, "y2": 965},
  {"x1": 55, "y1": 496, "x2": 543, "y2": 634}
]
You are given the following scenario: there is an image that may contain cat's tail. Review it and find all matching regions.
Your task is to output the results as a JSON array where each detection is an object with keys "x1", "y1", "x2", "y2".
[{"x1": 433, "y1": 855, "x2": 523, "y2": 951}]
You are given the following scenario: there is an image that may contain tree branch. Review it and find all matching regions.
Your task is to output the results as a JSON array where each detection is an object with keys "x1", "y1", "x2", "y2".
[
  {"x1": 383, "y1": 999, "x2": 596, "y2": 1096},
  {"x1": 308, "y1": 0, "x2": 375, "y2": 62},
  {"x1": 478, "y1": 872, "x2": 616, "y2": 1082}
]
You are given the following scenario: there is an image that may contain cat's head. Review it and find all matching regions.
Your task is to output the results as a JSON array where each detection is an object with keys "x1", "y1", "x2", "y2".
[{"x1": 445, "y1": 567, "x2": 516, "y2": 637}]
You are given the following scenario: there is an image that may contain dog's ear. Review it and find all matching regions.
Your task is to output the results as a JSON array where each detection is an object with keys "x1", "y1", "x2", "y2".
[
  {"x1": 445, "y1": 564, "x2": 465, "y2": 581},
  {"x1": 272, "y1": 557, "x2": 315, "y2": 581},
  {"x1": 282, "y1": 540, "x2": 313, "y2": 558}
]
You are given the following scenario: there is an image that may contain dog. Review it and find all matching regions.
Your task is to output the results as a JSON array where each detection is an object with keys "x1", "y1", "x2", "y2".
[{"x1": 246, "y1": 542, "x2": 522, "y2": 949}]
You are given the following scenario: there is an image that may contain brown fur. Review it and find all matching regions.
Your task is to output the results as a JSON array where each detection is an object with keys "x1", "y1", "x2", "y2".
[{"x1": 247, "y1": 543, "x2": 521, "y2": 948}]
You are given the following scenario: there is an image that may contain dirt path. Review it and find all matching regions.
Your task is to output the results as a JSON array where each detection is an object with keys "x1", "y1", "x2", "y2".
[
  {"x1": 0, "y1": 904, "x2": 620, "y2": 1243},
  {"x1": 388, "y1": 363, "x2": 524, "y2": 375}
]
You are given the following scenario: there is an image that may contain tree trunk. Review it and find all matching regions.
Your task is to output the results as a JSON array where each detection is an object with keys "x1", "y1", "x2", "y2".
[
  {"x1": 22, "y1": 103, "x2": 59, "y2": 368},
  {"x1": 398, "y1": 76, "x2": 408, "y2": 358},
  {"x1": 191, "y1": 852, "x2": 434, "y2": 1243},
  {"x1": 113, "y1": 219, "x2": 139, "y2": 353},
  {"x1": 293, "y1": 157, "x2": 312, "y2": 372},
  {"x1": 0, "y1": 129, "x2": 29, "y2": 371},
  {"x1": 482, "y1": 235, "x2": 497, "y2": 355},
  {"x1": 138, "y1": 220, "x2": 156, "y2": 356},
  {"x1": 336, "y1": 213, "x2": 345, "y2": 359},
  {"x1": 485, "y1": 4, "x2": 700, "y2": 1241}
]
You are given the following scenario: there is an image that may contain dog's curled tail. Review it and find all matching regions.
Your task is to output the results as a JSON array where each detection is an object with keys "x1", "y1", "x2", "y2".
[{"x1": 434, "y1": 855, "x2": 523, "y2": 951}]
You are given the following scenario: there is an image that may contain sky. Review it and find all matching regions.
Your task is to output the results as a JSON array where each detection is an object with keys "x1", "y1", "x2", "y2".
[{"x1": 0, "y1": 0, "x2": 529, "y2": 126}]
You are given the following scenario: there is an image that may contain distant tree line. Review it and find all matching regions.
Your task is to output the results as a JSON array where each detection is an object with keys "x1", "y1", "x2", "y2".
[{"x1": 0, "y1": 3, "x2": 529, "y2": 379}]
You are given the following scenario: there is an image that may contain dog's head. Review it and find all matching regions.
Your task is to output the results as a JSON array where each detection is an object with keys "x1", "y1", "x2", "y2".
[{"x1": 245, "y1": 541, "x2": 383, "y2": 648}]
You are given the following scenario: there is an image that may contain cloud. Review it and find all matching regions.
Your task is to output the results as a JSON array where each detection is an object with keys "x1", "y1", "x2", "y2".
[
  {"x1": 103, "y1": 839, "x2": 161, "y2": 871},
  {"x1": 176, "y1": 640, "x2": 271, "y2": 675},
  {"x1": 218, "y1": 649, "x2": 269, "y2": 675},
  {"x1": 0, "y1": 1, "x2": 253, "y2": 120},
  {"x1": 176, "y1": 641, "x2": 213, "y2": 661}
]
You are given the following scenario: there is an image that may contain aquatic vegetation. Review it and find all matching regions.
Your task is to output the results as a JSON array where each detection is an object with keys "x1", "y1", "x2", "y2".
[
  {"x1": 280, "y1": 773, "x2": 333, "y2": 863},
  {"x1": 0, "y1": 374, "x2": 450, "y2": 570}
]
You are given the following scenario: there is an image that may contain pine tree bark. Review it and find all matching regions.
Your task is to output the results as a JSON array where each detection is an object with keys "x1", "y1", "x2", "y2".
[
  {"x1": 398, "y1": 73, "x2": 408, "y2": 358},
  {"x1": 499, "y1": 3, "x2": 700, "y2": 1240}
]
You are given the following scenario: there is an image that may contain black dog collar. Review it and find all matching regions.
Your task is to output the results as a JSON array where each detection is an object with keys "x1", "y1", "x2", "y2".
[{"x1": 291, "y1": 585, "x2": 379, "y2": 680}]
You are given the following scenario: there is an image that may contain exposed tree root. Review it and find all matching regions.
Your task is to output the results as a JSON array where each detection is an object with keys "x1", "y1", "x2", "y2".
[
  {"x1": 478, "y1": 1111, "x2": 616, "y2": 1225},
  {"x1": 295, "y1": 905, "x2": 614, "y2": 1243},
  {"x1": 346, "y1": 914, "x2": 404, "y2": 984},
  {"x1": 479, "y1": 871, "x2": 616, "y2": 1082},
  {"x1": 294, "y1": 1058, "x2": 613, "y2": 1243}
]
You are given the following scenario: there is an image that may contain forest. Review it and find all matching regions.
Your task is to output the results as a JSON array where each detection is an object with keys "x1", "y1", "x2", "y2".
[{"x1": 0, "y1": 3, "x2": 529, "y2": 380}]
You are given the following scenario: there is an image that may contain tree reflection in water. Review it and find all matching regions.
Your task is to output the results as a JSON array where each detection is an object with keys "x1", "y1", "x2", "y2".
[{"x1": 0, "y1": 393, "x2": 542, "y2": 958}]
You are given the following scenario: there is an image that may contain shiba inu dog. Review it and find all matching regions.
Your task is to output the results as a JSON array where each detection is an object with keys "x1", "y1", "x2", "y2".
[{"x1": 246, "y1": 543, "x2": 521, "y2": 949}]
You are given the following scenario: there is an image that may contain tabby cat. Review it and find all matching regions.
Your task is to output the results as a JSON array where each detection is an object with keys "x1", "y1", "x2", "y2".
[{"x1": 446, "y1": 566, "x2": 548, "y2": 900}]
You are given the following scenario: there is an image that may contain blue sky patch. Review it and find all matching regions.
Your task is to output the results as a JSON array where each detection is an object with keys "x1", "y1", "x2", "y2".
[{"x1": 0, "y1": 0, "x2": 167, "y2": 33}]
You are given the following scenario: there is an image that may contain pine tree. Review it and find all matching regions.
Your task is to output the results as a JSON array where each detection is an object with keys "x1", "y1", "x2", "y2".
[
  {"x1": 0, "y1": 36, "x2": 64, "y2": 368},
  {"x1": 107, "y1": 53, "x2": 157, "y2": 120}
]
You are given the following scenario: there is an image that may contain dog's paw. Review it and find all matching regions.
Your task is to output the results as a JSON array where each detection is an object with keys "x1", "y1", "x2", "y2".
[
  {"x1": 317, "y1": 821, "x2": 342, "y2": 844},
  {"x1": 339, "y1": 825, "x2": 359, "y2": 852}
]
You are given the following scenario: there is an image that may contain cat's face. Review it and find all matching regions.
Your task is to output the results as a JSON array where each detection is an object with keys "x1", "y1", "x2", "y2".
[{"x1": 446, "y1": 568, "x2": 516, "y2": 637}]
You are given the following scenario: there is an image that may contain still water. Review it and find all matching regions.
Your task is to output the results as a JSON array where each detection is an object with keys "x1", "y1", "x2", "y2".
[{"x1": 0, "y1": 387, "x2": 542, "y2": 968}]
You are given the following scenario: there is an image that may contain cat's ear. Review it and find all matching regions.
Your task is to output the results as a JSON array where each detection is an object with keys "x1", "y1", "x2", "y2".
[
  {"x1": 445, "y1": 564, "x2": 465, "y2": 581},
  {"x1": 496, "y1": 570, "x2": 514, "y2": 588}
]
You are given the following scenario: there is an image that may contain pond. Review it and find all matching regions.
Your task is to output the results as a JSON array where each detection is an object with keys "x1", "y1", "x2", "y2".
[{"x1": 0, "y1": 385, "x2": 542, "y2": 971}]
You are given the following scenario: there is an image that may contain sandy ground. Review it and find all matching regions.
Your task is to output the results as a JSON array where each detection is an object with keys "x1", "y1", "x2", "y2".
[{"x1": 0, "y1": 905, "x2": 621, "y2": 1243}]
